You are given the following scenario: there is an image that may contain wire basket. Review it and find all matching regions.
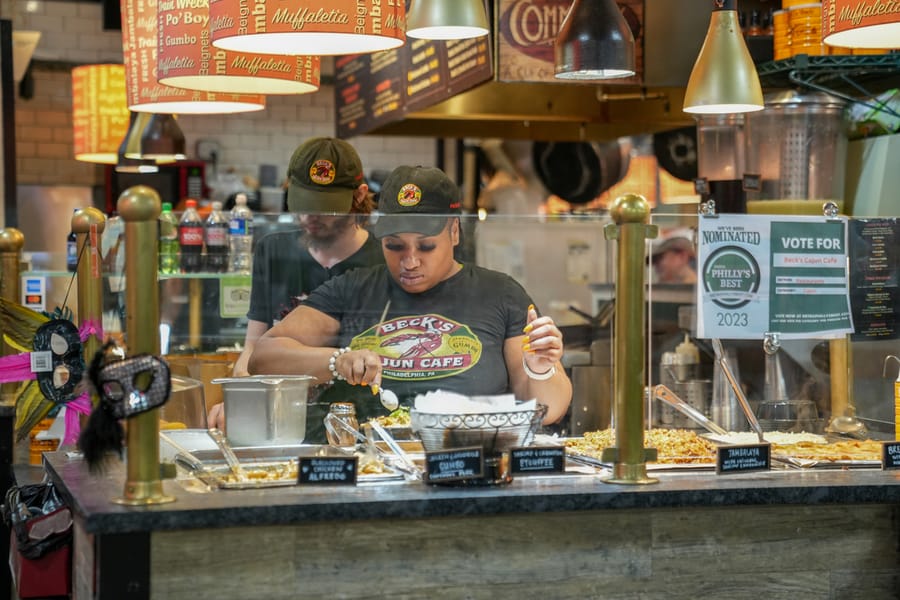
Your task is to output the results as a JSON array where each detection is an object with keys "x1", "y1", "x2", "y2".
[{"x1": 410, "y1": 404, "x2": 547, "y2": 456}]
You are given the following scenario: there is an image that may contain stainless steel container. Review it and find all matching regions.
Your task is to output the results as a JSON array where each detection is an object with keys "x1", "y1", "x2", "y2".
[
  {"x1": 745, "y1": 90, "x2": 849, "y2": 214},
  {"x1": 212, "y1": 375, "x2": 314, "y2": 447}
]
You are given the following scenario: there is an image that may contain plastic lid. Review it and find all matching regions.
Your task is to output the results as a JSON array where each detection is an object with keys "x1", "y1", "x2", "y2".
[
  {"x1": 235, "y1": 193, "x2": 247, "y2": 206},
  {"x1": 211, "y1": 201, "x2": 223, "y2": 210},
  {"x1": 185, "y1": 199, "x2": 197, "y2": 208},
  {"x1": 162, "y1": 202, "x2": 173, "y2": 211}
]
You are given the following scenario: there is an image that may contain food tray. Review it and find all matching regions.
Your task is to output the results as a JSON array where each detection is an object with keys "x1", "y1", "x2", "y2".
[
  {"x1": 188, "y1": 460, "x2": 404, "y2": 489},
  {"x1": 564, "y1": 449, "x2": 716, "y2": 471},
  {"x1": 410, "y1": 405, "x2": 547, "y2": 454}
]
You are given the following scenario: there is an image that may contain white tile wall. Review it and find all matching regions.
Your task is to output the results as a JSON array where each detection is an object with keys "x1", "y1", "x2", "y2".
[{"x1": 7, "y1": 0, "x2": 439, "y2": 189}]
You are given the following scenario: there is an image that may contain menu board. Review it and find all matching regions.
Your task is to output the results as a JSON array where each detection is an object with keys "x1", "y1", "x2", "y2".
[
  {"x1": 848, "y1": 218, "x2": 899, "y2": 341},
  {"x1": 334, "y1": 12, "x2": 493, "y2": 137},
  {"x1": 495, "y1": 0, "x2": 644, "y2": 84}
]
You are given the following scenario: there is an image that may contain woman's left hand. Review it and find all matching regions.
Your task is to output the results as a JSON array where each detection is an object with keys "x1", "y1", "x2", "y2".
[{"x1": 522, "y1": 304, "x2": 564, "y2": 375}]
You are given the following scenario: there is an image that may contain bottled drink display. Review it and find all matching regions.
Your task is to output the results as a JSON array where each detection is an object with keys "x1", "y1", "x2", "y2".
[
  {"x1": 228, "y1": 193, "x2": 254, "y2": 274},
  {"x1": 158, "y1": 202, "x2": 180, "y2": 274},
  {"x1": 204, "y1": 201, "x2": 230, "y2": 273},
  {"x1": 179, "y1": 199, "x2": 204, "y2": 273}
]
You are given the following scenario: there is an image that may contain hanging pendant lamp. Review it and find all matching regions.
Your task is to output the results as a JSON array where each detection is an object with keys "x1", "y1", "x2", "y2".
[
  {"x1": 156, "y1": 0, "x2": 320, "y2": 94},
  {"x1": 406, "y1": 0, "x2": 490, "y2": 40},
  {"x1": 122, "y1": 0, "x2": 265, "y2": 114},
  {"x1": 139, "y1": 114, "x2": 187, "y2": 161},
  {"x1": 554, "y1": 0, "x2": 635, "y2": 80},
  {"x1": 822, "y1": 0, "x2": 900, "y2": 49},
  {"x1": 72, "y1": 64, "x2": 130, "y2": 164},
  {"x1": 116, "y1": 112, "x2": 161, "y2": 173},
  {"x1": 209, "y1": 0, "x2": 405, "y2": 56},
  {"x1": 683, "y1": 0, "x2": 764, "y2": 114}
]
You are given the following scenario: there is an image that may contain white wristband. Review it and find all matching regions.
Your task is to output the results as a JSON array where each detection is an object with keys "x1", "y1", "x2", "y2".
[
  {"x1": 523, "y1": 356, "x2": 556, "y2": 381},
  {"x1": 329, "y1": 347, "x2": 350, "y2": 382}
]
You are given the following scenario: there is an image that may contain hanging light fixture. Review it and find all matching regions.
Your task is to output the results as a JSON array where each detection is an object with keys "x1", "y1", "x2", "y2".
[
  {"x1": 406, "y1": 0, "x2": 489, "y2": 40},
  {"x1": 138, "y1": 114, "x2": 186, "y2": 161},
  {"x1": 683, "y1": 0, "x2": 764, "y2": 114},
  {"x1": 209, "y1": 0, "x2": 405, "y2": 55},
  {"x1": 116, "y1": 112, "x2": 160, "y2": 173},
  {"x1": 821, "y1": 0, "x2": 900, "y2": 49},
  {"x1": 122, "y1": 0, "x2": 265, "y2": 114},
  {"x1": 156, "y1": 0, "x2": 321, "y2": 94},
  {"x1": 72, "y1": 64, "x2": 130, "y2": 164},
  {"x1": 554, "y1": 0, "x2": 635, "y2": 80}
]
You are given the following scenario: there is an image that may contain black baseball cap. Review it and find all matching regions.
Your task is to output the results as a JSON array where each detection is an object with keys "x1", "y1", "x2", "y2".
[
  {"x1": 373, "y1": 166, "x2": 462, "y2": 238},
  {"x1": 286, "y1": 137, "x2": 364, "y2": 213}
]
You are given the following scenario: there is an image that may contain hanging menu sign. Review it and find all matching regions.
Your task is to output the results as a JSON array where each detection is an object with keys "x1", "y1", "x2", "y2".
[
  {"x1": 334, "y1": 8, "x2": 493, "y2": 138},
  {"x1": 848, "y1": 218, "x2": 899, "y2": 341},
  {"x1": 697, "y1": 214, "x2": 853, "y2": 340}
]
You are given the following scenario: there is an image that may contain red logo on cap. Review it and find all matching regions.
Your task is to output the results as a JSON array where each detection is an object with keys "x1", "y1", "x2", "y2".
[
  {"x1": 310, "y1": 160, "x2": 336, "y2": 186},
  {"x1": 397, "y1": 183, "x2": 422, "y2": 207}
]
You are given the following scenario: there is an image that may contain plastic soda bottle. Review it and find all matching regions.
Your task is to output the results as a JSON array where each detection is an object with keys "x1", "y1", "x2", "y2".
[
  {"x1": 158, "y1": 202, "x2": 180, "y2": 274},
  {"x1": 228, "y1": 193, "x2": 254, "y2": 274},
  {"x1": 204, "y1": 201, "x2": 230, "y2": 273},
  {"x1": 178, "y1": 199, "x2": 204, "y2": 273}
]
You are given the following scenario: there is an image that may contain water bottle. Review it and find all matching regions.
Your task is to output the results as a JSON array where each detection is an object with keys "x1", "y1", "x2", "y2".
[
  {"x1": 204, "y1": 201, "x2": 230, "y2": 273},
  {"x1": 66, "y1": 209, "x2": 79, "y2": 272},
  {"x1": 178, "y1": 199, "x2": 204, "y2": 273},
  {"x1": 158, "y1": 202, "x2": 180, "y2": 275},
  {"x1": 228, "y1": 193, "x2": 254, "y2": 274}
]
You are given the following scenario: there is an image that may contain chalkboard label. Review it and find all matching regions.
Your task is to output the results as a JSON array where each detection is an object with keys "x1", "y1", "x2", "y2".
[
  {"x1": 716, "y1": 444, "x2": 770, "y2": 474},
  {"x1": 424, "y1": 447, "x2": 483, "y2": 483},
  {"x1": 742, "y1": 173, "x2": 762, "y2": 192},
  {"x1": 510, "y1": 446, "x2": 566, "y2": 475},
  {"x1": 298, "y1": 456, "x2": 358, "y2": 485},
  {"x1": 882, "y1": 442, "x2": 900, "y2": 470}
]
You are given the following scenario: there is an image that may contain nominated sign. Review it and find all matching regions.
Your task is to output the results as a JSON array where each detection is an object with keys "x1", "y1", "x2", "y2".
[
  {"x1": 716, "y1": 444, "x2": 771, "y2": 474},
  {"x1": 698, "y1": 214, "x2": 853, "y2": 340}
]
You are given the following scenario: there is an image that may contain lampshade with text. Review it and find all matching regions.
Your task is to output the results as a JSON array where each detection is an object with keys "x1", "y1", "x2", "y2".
[
  {"x1": 821, "y1": 0, "x2": 900, "y2": 48},
  {"x1": 72, "y1": 64, "x2": 130, "y2": 164},
  {"x1": 209, "y1": 0, "x2": 405, "y2": 56},
  {"x1": 156, "y1": 0, "x2": 320, "y2": 94},
  {"x1": 121, "y1": 0, "x2": 265, "y2": 113}
]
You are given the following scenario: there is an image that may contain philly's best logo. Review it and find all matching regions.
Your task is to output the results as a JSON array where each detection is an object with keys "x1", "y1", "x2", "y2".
[{"x1": 702, "y1": 247, "x2": 760, "y2": 309}]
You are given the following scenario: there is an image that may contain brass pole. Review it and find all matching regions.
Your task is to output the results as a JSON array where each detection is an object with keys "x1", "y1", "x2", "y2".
[
  {"x1": 0, "y1": 228, "x2": 25, "y2": 405},
  {"x1": 71, "y1": 208, "x2": 106, "y2": 366},
  {"x1": 601, "y1": 194, "x2": 658, "y2": 485},
  {"x1": 114, "y1": 185, "x2": 174, "y2": 505},
  {"x1": 829, "y1": 336, "x2": 849, "y2": 419}
]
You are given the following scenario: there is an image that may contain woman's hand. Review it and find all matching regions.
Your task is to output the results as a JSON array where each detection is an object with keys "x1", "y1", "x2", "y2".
[
  {"x1": 522, "y1": 304, "x2": 564, "y2": 376},
  {"x1": 208, "y1": 403, "x2": 225, "y2": 431},
  {"x1": 332, "y1": 348, "x2": 384, "y2": 388}
]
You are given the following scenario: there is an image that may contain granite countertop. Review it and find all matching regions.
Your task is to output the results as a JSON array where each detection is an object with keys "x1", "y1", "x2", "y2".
[{"x1": 42, "y1": 451, "x2": 900, "y2": 536}]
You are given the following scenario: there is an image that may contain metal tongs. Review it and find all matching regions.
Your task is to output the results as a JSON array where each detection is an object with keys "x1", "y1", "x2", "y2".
[
  {"x1": 652, "y1": 384, "x2": 728, "y2": 436},
  {"x1": 367, "y1": 420, "x2": 423, "y2": 481},
  {"x1": 712, "y1": 338, "x2": 765, "y2": 442}
]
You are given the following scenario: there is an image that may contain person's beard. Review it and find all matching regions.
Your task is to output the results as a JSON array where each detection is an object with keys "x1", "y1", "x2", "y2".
[{"x1": 301, "y1": 215, "x2": 356, "y2": 250}]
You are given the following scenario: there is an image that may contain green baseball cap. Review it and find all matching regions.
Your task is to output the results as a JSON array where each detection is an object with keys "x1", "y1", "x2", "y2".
[
  {"x1": 373, "y1": 166, "x2": 462, "y2": 238},
  {"x1": 286, "y1": 137, "x2": 364, "y2": 213}
]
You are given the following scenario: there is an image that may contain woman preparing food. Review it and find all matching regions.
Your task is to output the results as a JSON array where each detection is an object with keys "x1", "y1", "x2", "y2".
[{"x1": 249, "y1": 166, "x2": 572, "y2": 439}]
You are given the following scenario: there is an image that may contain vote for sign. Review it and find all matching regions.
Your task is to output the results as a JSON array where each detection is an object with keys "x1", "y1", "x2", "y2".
[{"x1": 698, "y1": 215, "x2": 853, "y2": 340}]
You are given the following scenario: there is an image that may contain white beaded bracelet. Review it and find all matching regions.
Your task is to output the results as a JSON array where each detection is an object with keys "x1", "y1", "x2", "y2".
[
  {"x1": 523, "y1": 356, "x2": 556, "y2": 381},
  {"x1": 329, "y1": 347, "x2": 351, "y2": 382}
]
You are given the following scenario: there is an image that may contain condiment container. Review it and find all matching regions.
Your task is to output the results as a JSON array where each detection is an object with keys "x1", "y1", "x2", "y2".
[{"x1": 212, "y1": 375, "x2": 314, "y2": 447}]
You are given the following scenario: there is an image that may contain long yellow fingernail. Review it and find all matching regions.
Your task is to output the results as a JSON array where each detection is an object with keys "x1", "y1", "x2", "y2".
[
  {"x1": 522, "y1": 335, "x2": 530, "y2": 344},
  {"x1": 523, "y1": 343, "x2": 531, "y2": 352},
  {"x1": 371, "y1": 384, "x2": 378, "y2": 395},
  {"x1": 523, "y1": 323, "x2": 533, "y2": 334},
  {"x1": 528, "y1": 304, "x2": 535, "y2": 312}
]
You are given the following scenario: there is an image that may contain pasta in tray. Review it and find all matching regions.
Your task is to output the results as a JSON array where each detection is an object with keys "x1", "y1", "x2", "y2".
[
  {"x1": 566, "y1": 429, "x2": 718, "y2": 464},
  {"x1": 772, "y1": 439, "x2": 882, "y2": 462}
]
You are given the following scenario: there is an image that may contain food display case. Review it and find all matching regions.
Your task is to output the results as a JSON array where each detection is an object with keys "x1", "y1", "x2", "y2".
[{"x1": 9, "y1": 207, "x2": 900, "y2": 599}]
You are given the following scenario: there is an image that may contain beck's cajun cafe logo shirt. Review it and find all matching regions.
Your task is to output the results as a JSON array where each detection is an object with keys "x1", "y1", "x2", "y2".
[{"x1": 352, "y1": 314, "x2": 482, "y2": 381}]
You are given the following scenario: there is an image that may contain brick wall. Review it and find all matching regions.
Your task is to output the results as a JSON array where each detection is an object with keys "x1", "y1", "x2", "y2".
[{"x1": 8, "y1": 0, "x2": 437, "y2": 190}]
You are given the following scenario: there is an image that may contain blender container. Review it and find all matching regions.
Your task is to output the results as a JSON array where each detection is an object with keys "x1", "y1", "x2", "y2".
[
  {"x1": 745, "y1": 90, "x2": 849, "y2": 214},
  {"x1": 696, "y1": 114, "x2": 747, "y2": 213}
]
